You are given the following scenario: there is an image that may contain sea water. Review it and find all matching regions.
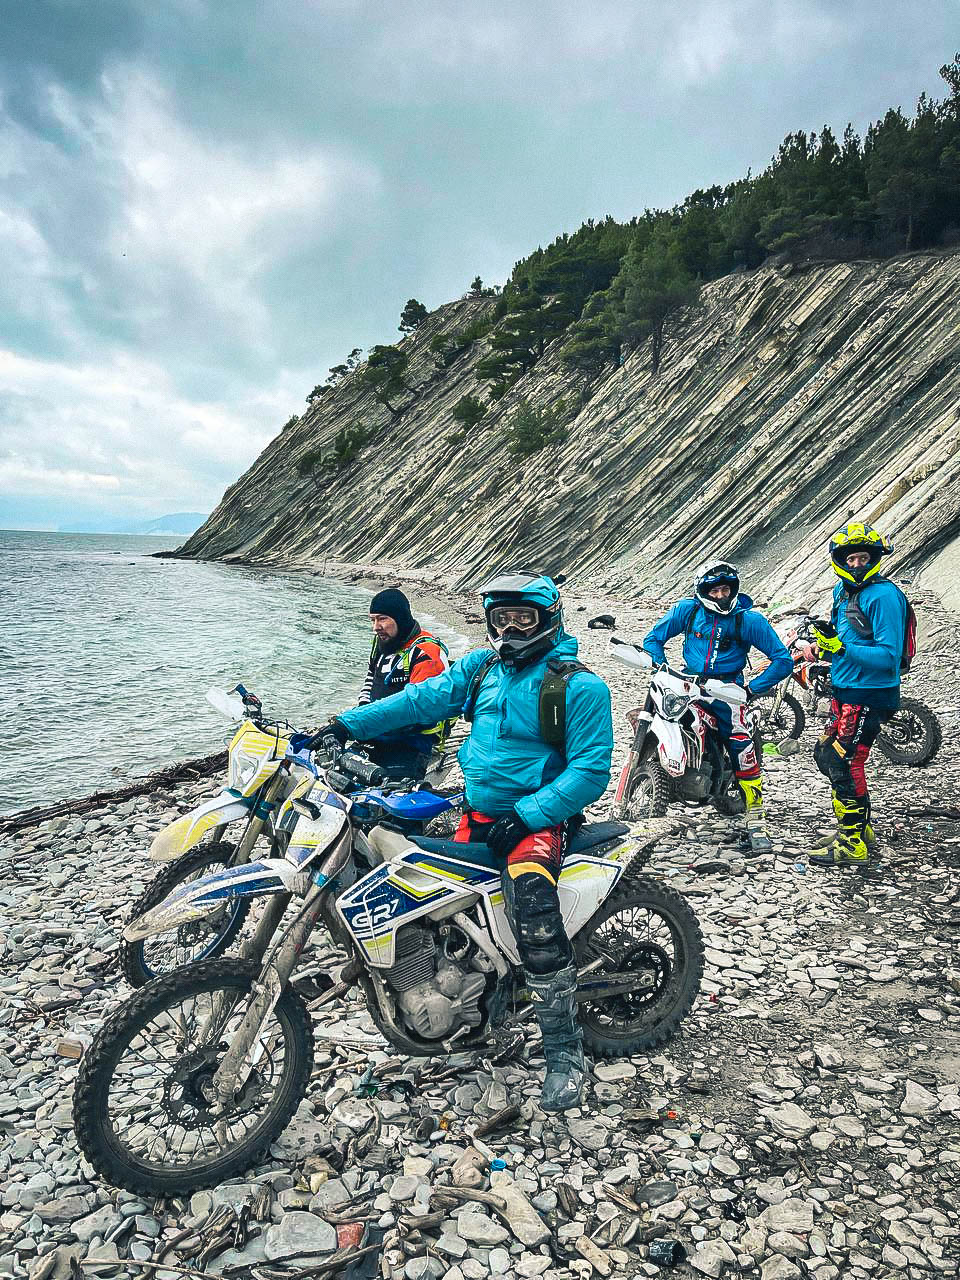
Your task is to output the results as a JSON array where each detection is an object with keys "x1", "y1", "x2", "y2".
[{"x1": 1, "y1": 531, "x2": 465, "y2": 813}]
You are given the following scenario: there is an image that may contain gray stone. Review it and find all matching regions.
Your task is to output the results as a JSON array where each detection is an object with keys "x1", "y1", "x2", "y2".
[
  {"x1": 901, "y1": 1080, "x2": 937, "y2": 1117},
  {"x1": 457, "y1": 1212, "x2": 510, "y2": 1246},
  {"x1": 515, "y1": 1255, "x2": 551, "y2": 1278},
  {"x1": 593, "y1": 1061, "x2": 636, "y2": 1081},
  {"x1": 36, "y1": 1197, "x2": 94, "y2": 1225},
  {"x1": 765, "y1": 1102, "x2": 816, "y2": 1139},
  {"x1": 636, "y1": 1180, "x2": 678, "y2": 1207},
  {"x1": 689, "y1": 1241, "x2": 731, "y2": 1276},
  {"x1": 72, "y1": 1207, "x2": 120, "y2": 1245},
  {"x1": 308, "y1": 1178, "x2": 351, "y2": 1212},
  {"x1": 566, "y1": 1117, "x2": 609, "y2": 1151},
  {"x1": 762, "y1": 1200, "x2": 815, "y2": 1234},
  {"x1": 759, "y1": 1258, "x2": 801, "y2": 1280},
  {"x1": 264, "y1": 1212, "x2": 337, "y2": 1260},
  {"x1": 388, "y1": 1175, "x2": 423, "y2": 1203},
  {"x1": 405, "y1": 1258, "x2": 444, "y2": 1280}
]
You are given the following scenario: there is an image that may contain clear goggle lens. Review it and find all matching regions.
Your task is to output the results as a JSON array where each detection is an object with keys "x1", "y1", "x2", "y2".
[{"x1": 489, "y1": 605, "x2": 539, "y2": 634}]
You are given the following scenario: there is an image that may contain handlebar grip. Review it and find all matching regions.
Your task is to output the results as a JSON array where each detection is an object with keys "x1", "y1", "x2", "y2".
[{"x1": 342, "y1": 753, "x2": 385, "y2": 786}]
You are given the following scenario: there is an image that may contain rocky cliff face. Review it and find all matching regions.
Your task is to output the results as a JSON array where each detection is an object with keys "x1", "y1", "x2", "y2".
[{"x1": 180, "y1": 250, "x2": 960, "y2": 605}]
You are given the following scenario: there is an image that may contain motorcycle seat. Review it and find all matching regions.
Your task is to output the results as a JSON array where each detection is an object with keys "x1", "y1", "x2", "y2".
[{"x1": 409, "y1": 820, "x2": 630, "y2": 865}]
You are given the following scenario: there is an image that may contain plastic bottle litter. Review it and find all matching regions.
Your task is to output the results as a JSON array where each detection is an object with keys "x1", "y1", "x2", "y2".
[
  {"x1": 794, "y1": 860, "x2": 807, "y2": 874},
  {"x1": 490, "y1": 1158, "x2": 507, "y2": 1171}
]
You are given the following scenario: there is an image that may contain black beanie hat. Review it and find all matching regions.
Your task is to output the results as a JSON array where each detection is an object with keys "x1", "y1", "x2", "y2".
[{"x1": 369, "y1": 587, "x2": 414, "y2": 636}]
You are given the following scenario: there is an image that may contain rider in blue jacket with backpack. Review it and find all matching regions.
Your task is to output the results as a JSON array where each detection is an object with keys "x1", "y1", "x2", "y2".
[
  {"x1": 808, "y1": 523, "x2": 908, "y2": 867},
  {"x1": 643, "y1": 561, "x2": 792, "y2": 853},
  {"x1": 317, "y1": 572, "x2": 613, "y2": 1113}
]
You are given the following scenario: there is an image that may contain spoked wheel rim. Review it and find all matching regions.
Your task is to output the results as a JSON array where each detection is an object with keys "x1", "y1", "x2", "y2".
[
  {"x1": 885, "y1": 709, "x2": 924, "y2": 747},
  {"x1": 101, "y1": 981, "x2": 294, "y2": 1177},
  {"x1": 578, "y1": 903, "x2": 686, "y2": 1035},
  {"x1": 140, "y1": 859, "x2": 244, "y2": 978},
  {"x1": 628, "y1": 777, "x2": 657, "y2": 820}
]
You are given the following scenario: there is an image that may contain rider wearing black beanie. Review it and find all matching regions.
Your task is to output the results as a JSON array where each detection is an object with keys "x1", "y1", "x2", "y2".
[{"x1": 369, "y1": 588, "x2": 416, "y2": 652}]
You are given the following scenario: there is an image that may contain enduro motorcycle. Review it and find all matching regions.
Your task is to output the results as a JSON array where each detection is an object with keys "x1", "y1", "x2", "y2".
[
  {"x1": 120, "y1": 685, "x2": 461, "y2": 987},
  {"x1": 756, "y1": 623, "x2": 942, "y2": 767},
  {"x1": 73, "y1": 746, "x2": 704, "y2": 1197},
  {"x1": 608, "y1": 637, "x2": 761, "y2": 820}
]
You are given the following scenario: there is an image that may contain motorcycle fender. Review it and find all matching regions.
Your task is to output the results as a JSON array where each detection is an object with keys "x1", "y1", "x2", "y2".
[
  {"x1": 652, "y1": 716, "x2": 687, "y2": 777},
  {"x1": 149, "y1": 791, "x2": 250, "y2": 862},
  {"x1": 123, "y1": 858, "x2": 298, "y2": 943}
]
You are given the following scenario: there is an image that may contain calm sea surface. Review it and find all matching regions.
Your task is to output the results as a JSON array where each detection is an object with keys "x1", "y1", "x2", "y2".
[{"x1": 1, "y1": 531, "x2": 465, "y2": 814}]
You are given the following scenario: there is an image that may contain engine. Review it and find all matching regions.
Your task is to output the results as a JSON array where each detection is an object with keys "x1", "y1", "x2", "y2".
[{"x1": 385, "y1": 925, "x2": 488, "y2": 1040}]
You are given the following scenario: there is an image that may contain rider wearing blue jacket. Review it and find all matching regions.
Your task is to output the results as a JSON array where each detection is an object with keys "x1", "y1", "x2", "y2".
[
  {"x1": 321, "y1": 572, "x2": 613, "y2": 1114},
  {"x1": 643, "y1": 561, "x2": 792, "y2": 853},
  {"x1": 808, "y1": 523, "x2": 906, "y2": 867}
]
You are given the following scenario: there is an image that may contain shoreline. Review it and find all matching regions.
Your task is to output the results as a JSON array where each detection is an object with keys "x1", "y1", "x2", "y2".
[{"x1": 4, "y1": 560, "x2": 954, "y2": 831}]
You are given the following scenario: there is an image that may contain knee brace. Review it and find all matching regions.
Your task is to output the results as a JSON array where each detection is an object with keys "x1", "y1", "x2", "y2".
[
  {"x1": 502, "y1": 869, "x2": 572, "y2": 975},
  {"x1": 814, "y1": 735, "x2": 856, "y2": 796}
]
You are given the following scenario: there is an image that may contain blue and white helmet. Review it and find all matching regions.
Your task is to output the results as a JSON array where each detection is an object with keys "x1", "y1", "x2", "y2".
[
  {"x1": 695, "y1": 560, "x2": 740, "y2": 615},
  {"x1": 480, "y1": 571, "x2": 563, "y2": 669}
]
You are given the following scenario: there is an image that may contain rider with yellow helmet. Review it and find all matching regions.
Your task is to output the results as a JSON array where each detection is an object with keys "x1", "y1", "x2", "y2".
[{"x1": 809, "y1": 522, "x2": 905, "y2": 867}]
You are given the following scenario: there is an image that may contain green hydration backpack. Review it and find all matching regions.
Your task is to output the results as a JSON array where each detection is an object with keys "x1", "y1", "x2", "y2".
[
  {"x1": 843, "y1": 576, "x2": 918, "y2": 673},
  {"x1": 463, "y1": 653, "x2": 592, "y2": 751}
]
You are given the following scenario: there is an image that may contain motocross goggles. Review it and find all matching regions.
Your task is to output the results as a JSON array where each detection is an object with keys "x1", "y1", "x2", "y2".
[{"x1": 487, "y1": 604, "x2": 540, "y2": 634}]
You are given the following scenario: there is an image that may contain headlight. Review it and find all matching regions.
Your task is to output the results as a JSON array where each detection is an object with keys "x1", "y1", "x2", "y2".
[
  {"x1": 230, "y1": 748, "x2": 261, "y2": 791},
  {"x1": 661, "y1": 693, "x2": 691, "y2": 720}
]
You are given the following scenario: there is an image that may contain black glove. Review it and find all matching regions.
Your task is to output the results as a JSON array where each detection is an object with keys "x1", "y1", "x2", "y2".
[
  {"x1": 485, "y1": 811, "x2": 531, "y2": 858},
  {"x1": 309, "y1": 718, "x2": 349, "y2": 751}
]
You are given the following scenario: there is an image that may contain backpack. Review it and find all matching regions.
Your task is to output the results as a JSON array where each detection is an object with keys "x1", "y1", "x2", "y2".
[
  {"x1": 843, "y1": 577, "x2": 918, "y2": 673},
  {"x1": 682, "y1": 601, "x2": 745, "y2": 652},
  {"x1": 463, "y1": 654, "x2": 592, "y2": 751}
]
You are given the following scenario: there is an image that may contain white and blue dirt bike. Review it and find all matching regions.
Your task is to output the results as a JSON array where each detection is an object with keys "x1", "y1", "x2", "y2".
[
  {"x1": 120, "y1": 684, "x2": 461, "y2": 987},
  {"x1": 74, "y1": 746, "x2": 704, "y2": 1196}
]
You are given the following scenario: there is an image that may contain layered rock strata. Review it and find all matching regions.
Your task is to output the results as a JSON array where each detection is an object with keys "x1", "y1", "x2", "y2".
[{"x1": 181, "y1": 251, "x2": 960, "y2": 602}]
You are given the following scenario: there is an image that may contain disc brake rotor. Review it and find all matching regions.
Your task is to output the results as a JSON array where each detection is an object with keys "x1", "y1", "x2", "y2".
[{"x1": 161, "y1": 1045, "x2": 266, "y2": 1129}]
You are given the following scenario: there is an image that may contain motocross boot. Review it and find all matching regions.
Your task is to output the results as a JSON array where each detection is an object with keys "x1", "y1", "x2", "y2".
[
  {"x1": 739, "y1": 776, "x2": 772, "y2": 855},
  {"x1": 809, "y1": 795, "x2": 870, "y2": 866},
  {"x1": 832, "y1": 793, "x2": 877, "y2": 852},
  {"x1": 526, "y1": 962, "x2": 585, "y2": 1113}
]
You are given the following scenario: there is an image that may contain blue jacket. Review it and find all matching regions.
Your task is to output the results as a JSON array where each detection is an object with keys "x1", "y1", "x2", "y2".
[
  {"x1": 337, "y1": 633, "x2": 613, "y2": 830},
  {"x1": 828, "y1": 579, "x2": 905, "y2": 697},
  {"x1": 642, "y1": 594, "x2": 793, "y2": 694}
]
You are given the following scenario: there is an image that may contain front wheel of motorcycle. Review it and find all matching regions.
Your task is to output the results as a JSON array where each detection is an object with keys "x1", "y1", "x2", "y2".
[
  {"x1": 119, "y1": 841, "x2": 250, "y2": 987},
  {"x1": 574, "y1": 875, "x2": 704, "y2": 1057},
  {"x1": 622, "y1": 757, "x2": 671, "y2": 819},
  {"x1": 73, "y1": 959, "x2": 313, "y2": 1197}
]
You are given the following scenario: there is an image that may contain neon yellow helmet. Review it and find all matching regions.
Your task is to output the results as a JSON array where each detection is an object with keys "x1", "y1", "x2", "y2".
[{"x1": 829, "y1": 522, "x2": 891, "y2": 585}]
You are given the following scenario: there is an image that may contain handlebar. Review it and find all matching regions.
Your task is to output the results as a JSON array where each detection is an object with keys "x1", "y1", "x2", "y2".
[{"x1": 340, "y1": 752, "x2": 386, "y2": 787}]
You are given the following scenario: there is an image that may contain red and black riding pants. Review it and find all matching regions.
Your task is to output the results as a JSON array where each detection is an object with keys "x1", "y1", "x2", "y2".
[
  {"x1": 453, "y1": 810, "x2": 572, "y2": 975},
  {"x1": 813, "y1": 699, "x2": 886, "y2": 801}
]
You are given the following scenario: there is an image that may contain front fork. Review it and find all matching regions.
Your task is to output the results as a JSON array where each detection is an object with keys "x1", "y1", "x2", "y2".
[
  {"x1": 209, "y1": 827, "x2": 354, "y2": 1104},
  {"x1": 210, "y1": 882, "x2": 328, "y2": 1104},
  {"x1": 229, "y1": 768, "x2": 290, "y2": 867},
  {"x1": 612, "y1": 720, "x2": 649, "y2": 819}
]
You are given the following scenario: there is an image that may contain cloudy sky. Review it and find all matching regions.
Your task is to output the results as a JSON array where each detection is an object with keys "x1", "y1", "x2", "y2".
[{"x1": 1, "y1": 1, "x2": 955, "y2": 529}]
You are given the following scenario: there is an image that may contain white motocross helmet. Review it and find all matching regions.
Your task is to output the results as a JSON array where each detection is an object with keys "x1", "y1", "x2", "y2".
[{"x1": 694, "y1": 560, "x2": 740, "y2": 615}]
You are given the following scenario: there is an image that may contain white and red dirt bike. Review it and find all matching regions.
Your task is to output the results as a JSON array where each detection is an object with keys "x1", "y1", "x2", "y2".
[{"x1": 609, "y1": 637, "x2": 763, "y2": 821}]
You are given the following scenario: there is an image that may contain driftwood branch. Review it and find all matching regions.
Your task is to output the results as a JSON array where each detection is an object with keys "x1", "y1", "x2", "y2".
[{"x1": 0, "y1": 751, "x2": 227, "y2": 835}]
